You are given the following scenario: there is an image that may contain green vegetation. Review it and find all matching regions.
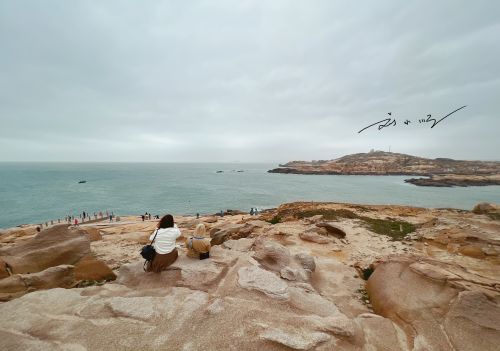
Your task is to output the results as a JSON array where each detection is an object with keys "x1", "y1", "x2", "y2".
[
  {"x1": 295, "y1": 208, "x2": 415, "y2": 240},
  {"x1": 357, "y1": 288, "x2": 370, "y2": 303},
  {"x1": 296, "y1": 208, "x2": 359, "y2": 220},
  {"x1": 75, "y1": 279, "x2": 108, "y2": 288},
  {"x1": 362, "y1": 217, "x2": 415, "y2": 240},
  {"x1": 267, "y1": 215, "x2": 282, "y2": 224},
  {"x1": 487, "y1": 213, "x2": 500, "y2": 221}
]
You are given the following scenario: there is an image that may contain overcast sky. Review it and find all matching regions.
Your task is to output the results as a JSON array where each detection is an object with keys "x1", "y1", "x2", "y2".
[{"x1": 1, "y1": 1, "x2": 499, "y2": 162}]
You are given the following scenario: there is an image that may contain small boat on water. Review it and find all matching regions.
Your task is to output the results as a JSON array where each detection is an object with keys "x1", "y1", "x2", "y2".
[{"x1": 78, "y1": 180, "x2": 87, "y2": 184}]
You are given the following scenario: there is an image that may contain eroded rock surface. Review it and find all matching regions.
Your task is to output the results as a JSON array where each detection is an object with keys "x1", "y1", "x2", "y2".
[
  {"x1": 0, "y1": 201, "x2": 499, "y2": 350},
  {"x1": 0, "y1": 225, "x2": 115, "y2": 300}
]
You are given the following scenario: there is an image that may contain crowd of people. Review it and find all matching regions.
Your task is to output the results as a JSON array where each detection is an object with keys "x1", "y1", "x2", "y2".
[{"x1": 67, "y1": 210, "x2": 115, "y2": 226}]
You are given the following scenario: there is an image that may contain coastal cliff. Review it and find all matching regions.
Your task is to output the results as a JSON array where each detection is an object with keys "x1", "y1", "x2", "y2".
[
  {"x1": 0, "y1": 201, "x2": 499, "y2": 350},
  {"x1": 268, "y1": 151, "x2": 500, "y2": 187}
]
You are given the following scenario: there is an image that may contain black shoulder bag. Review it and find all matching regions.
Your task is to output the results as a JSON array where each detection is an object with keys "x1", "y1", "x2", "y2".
[{"x1": 141, "y1": 229, "x2": 158, "y2": 270}]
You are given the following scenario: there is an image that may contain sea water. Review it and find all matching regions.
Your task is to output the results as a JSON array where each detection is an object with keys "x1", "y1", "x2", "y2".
[{"x1": 0, "y1": 162, "x2": 499, "y2": 229}]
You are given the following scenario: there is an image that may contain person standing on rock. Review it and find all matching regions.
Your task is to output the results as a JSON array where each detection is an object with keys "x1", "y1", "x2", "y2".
[
  {"x1": 185, "y1": 223, "x2": 211, "y2": 260},
  {"x1": 147, "y1": 214, "x2": 181, "y2": 273}
]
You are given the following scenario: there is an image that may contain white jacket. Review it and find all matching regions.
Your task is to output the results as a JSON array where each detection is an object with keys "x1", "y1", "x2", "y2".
[{"x1": 150, "y1": 226, "x2": 181, "y2": 254}]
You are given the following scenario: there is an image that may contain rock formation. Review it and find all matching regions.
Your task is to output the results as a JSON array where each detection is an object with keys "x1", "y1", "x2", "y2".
[
  {"x1": 367, "y1": 256, "x2": 500, "y2": 351},
  {"x1": 0, "y1": 202, "x2": 499, "y2": 350},
  {"x1": 0, "y1": 224, "x2": 115, "y2": 300},
  {"x1": 268, "y1": 151, "x2": 500, "y2": 187}
]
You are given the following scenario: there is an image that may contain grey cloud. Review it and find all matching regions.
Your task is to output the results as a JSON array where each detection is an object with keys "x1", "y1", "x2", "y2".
[{"x1": 1, "y1": 0, "x2": 499, "y2": 162}]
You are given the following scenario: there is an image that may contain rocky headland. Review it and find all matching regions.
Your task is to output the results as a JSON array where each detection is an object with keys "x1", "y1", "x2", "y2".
[
  {"x1": 0, "y1": 201, "x2": 499, "y2": 350},
  {"x1": 268, "y1": 151, "x2": 500, "y2": 187}
]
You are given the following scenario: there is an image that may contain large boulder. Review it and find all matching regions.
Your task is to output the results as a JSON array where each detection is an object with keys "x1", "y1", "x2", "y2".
[
  {"x1": 0, "y1": 225, "x2": 115, "y2": 299},
  {"x1": 74, "y1": 255, "x2": 116, "y2": 281},
  {"x1": 210, "y1": 223, "x2": 256, "y2": 246},
  {"x1": 0, "y1": 265, "x2": 75, "y2": 301},
  {"x1": 0, "y1": 224, "x2": 90, "y2": 274},
  {"x1": 367, "y1": 256, "x2": 500, "y2": 351}
]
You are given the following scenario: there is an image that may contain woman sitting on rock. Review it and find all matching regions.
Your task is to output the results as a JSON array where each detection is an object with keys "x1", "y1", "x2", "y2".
[
  {"x1": 147, "y1": 214, "x2": 181, "y2": 272},
  {"x1": 186, "y1": 223, "x2": 211, "y2": 260}
]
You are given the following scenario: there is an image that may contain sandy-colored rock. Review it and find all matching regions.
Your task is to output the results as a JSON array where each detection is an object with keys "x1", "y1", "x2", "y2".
[
  {"x1": 1, "y1": 200, "x2": 499, "y2": 350},
  {"x1": 73, "y1": 255, "x2": 116, "y2": 281},
  {"x1": 223, "y1": 238, "x2": 255, "y2": 252},
  {"x1": 444, "y1": 291, "x2": 500, "y2": 351},
  {"x1": 303, "y1": 315, "x2": 356, "y2": 336},
  {"x1": 458, "y1": 245, "x2": 484, "y2": 258},
  {"x1": 288, "y1": 286, "x2": 340, "y2": 317},
  {"x1": 117, "y1": 255, "x2": 230, "y2": 292},
  {"x1": 367, "y1": 256, "x2": 500, "y2": 351},
  {"x1": 203, "y1": 216, "x2": 219, "y2": 223},
  {"x1": 472, "y1": 202, "x2": 497, "y2": 214},
  {"x1": 260, "y1": 327, "x2": 330, "y2": 350},
  {"x1": 316, "y1": 222, "x2": 347, "y2": 238},
  {"x1": 238, "y1": 265, "x2": 289, "y2": 300},
  {"x1": 280, "y1": 266, "x2": 301, "y2": 281},
  {"x1": 299, "y1": 230, "x2": 331, "y2": 244},
  {"x1": 0, "y1": 224, "x2": 90, "y2": 274},
  {"x1": 210, "y1": 223, "x2": 256, "y2": 245},
  {"x1": 0, "y1": 265, "x2": 75, "y2": 301},
  {"x1": 253, "y1": 239, "x2": 291, "y2": 272},
  {"x1": 80, "y1": 227, "x2": 102, "y2": 241},
  {"x1": 0, "y1": 258, "x2": 9, "y2": 279},
  {"x1": 355, "y1": 313, "x2": 408, "y2": 351}
]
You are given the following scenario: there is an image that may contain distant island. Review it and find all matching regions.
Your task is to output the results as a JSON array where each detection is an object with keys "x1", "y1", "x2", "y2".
[{"x1": 268, "y1": 151, "x2": 500, "y2": 187}]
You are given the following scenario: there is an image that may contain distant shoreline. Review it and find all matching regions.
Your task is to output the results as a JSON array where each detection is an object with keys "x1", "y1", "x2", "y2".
[{"x1": 269, "y1": 151, "x2": 500, "y2": 187}]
